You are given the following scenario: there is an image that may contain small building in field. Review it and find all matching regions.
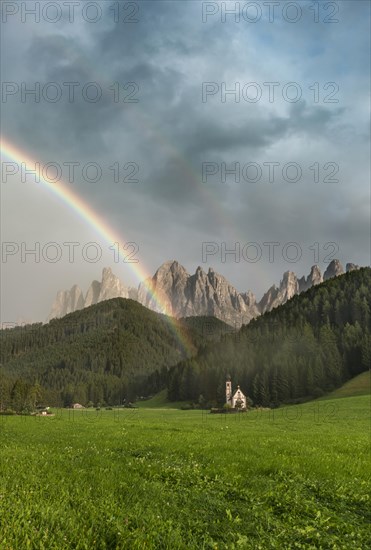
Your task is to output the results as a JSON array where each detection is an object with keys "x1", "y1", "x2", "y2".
[
  {"x1": 35, "y1": 406, "x2": 50, "y2": 416},
  {"x1": 36, "y1": 405, "x2": 50, "y2": 412},
  {"x1": 72, "y1": 403, "x2": 84, "y2": 409},
  {"x1": 226, "y1": 375, "x2": 247, "y2": 408}
]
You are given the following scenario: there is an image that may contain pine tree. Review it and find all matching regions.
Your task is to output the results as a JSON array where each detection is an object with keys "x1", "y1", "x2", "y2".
[
  {"x1": 252, "y1": 373, "x2": 260, "y2": 403},
  {"x1": 270, "y1": 367, "x2": 279, "y2": 405},
  {"x1": 259, "y1": 371, "x2": 270, "y2": 406},
  {"x1": 320, "y1": 325, "x2": 342, "y2": 389},
  {"x1": 277, "y1": 364, "x2": 290, "y2": 402},
  {"x1": 361, "y1": 336, "x2": 371, "y2": 370},
  {"x1": 305, "y1": 364, "x2": 315, "y2": 395}
]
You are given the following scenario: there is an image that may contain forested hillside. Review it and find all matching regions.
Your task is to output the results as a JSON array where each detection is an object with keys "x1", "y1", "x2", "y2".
[
  {"x1": 1, "y1": 269, "x2": 369, "y2": 411},
  {"x1": 0, "y1": 299, "x2": 229, "y2": 409},
  {"x1": 165, "y1": 268, "x2": 371, "y2": 406}
]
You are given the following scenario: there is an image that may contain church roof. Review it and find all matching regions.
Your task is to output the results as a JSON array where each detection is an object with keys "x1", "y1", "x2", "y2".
[{"x1": 232, "y1": 386, "x2": 246, "y2": 398}]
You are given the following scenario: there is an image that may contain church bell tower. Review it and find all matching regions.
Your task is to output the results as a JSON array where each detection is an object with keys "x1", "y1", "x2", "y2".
[{"x1": 226, "y1": 375, "x2": 232, "y2": 405}]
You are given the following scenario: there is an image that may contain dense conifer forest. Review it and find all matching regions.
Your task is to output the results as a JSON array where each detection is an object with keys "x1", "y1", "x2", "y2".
[
  {"x1": 165, "y1": 268, "x2": 371, "y2": 406},
  {"x1": 0, "y1": 269, "x2": 369, "y2": 410},
  {"x1": 0, "y1": 299, "x2": 228, "y2": 409}
]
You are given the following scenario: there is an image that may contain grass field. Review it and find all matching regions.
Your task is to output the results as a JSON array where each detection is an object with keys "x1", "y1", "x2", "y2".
[
  {"x1": 322, "y1": 371, "x2": 371, "y2": 399},
  {"x1": 136, "y1": 389, "x2": 185, "y2": 409},
  {"x1": 0, "y1": 395, "x2": 370, "y2": 549}
]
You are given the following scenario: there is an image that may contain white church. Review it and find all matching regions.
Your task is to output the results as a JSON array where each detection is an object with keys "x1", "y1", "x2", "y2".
[{"x1": 226, "y1": 375, "x2": 247, "y2": 409}]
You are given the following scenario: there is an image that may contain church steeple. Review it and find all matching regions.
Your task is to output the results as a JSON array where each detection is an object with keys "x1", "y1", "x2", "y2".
[{"x1": 226, "y1": 375, "x2": 232, "y2": 405}]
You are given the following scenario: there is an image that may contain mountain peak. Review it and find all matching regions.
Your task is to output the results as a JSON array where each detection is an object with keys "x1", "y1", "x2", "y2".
[
  {"x1": 324, "y1": 259, "x2": 344, "y2": 281},
  {"x1": 47, "y1": 259, "x2": 359, "y2": 325},
  {"x1": 47, "y1": 284, "x2": 84, "y2": 321},
  {"x1": 155, "y1": 260, "x2": 189, "y2": 277},
  {"x1": 102, "y1": 267, "x2": 113, "y2": 277},
  {"x1": 195, "y1": 265, "x2": 206, "y2": 276},
  {"x1": 47, "y1": 268, "x2": 135, "y2": 320}
]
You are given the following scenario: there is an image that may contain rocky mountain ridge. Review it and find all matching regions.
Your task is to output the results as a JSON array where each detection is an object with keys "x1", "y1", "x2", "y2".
[
  {"x1": 138, "y1": 261, "x2": 260, "y2": 327},
  {"x1": 48, "y1": 260, "x2": 359, "y2": 326},
  {"x1": 47, "y1": 267, "x2": 138, "y2": 322}
]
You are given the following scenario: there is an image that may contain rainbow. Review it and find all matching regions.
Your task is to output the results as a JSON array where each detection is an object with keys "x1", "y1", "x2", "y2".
[{"x1": 1, "y1": 136, "x2": 195, "y2": 356}]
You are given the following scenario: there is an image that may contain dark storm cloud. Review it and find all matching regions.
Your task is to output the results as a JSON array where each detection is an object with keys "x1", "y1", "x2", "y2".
[
  {"x1": 1, "y1": 0, "x2": 369, "y2": 322},
  {"x1": 134, "y1": 99, "x2": 347, "y2": 206},
  {"x1": 2, "y1": 1, "x2": 354, "y2": 177},
  {"x1": 186, "y1": 102, "x2": 345, "y2": 157},
  {"x1": 3, "y1": 33, "x2": 128, "y2": 157}
]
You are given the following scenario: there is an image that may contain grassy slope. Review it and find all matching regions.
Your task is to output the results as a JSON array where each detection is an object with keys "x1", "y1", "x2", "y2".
[
  {"x1": 322, "y1": 370, "x2": 371, "y2": 399},
  {"x1": 136, "y1": 389, "x2": 185, "y2": 409},
  {"x1": 0, "y1": 395, "x2": 370, "y2": 549}
]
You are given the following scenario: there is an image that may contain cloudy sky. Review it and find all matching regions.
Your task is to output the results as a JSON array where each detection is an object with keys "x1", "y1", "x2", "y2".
[{"x1": 1, "y1": 0, "x2": 370, "y2": 324}]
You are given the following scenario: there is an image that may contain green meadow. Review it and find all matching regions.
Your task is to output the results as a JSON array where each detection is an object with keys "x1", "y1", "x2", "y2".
[{"x1": 0, "y1": 395, "x2": 370, "y2": 549}]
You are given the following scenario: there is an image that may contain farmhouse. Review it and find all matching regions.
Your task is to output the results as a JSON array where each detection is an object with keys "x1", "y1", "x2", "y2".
[
  {"x1": 226, "y1": 375, "x2": 247, "y2": 409},
  {"x1": 35, "y1": 406, "x2": 52, "y2": 416}
]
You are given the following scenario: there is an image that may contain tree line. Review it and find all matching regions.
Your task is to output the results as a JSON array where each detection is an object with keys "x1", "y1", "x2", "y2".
[
  {"x1": 162, "y1": 269, "x2": 370, "y2": 406},
  {"x1": 0, "y1": 299, "x2": 227, "y2": 411},
  {"x1": 1, "y1": 269, "x2": 369, "y2": 411}
]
